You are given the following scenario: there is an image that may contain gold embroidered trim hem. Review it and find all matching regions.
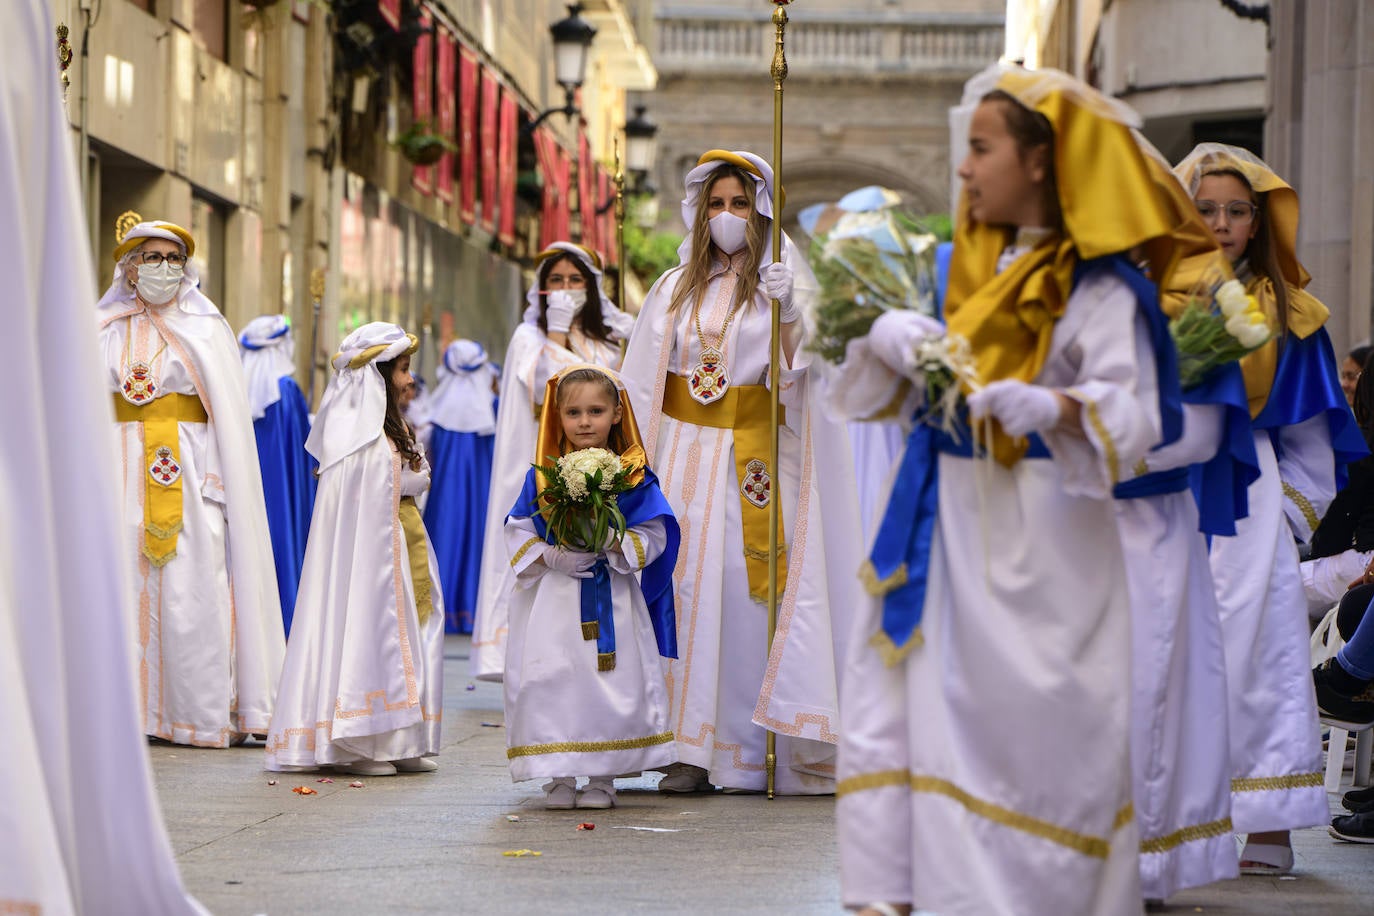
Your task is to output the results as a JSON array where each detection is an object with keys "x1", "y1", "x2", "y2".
[
  {"x1": 835, "y1": 769, "x2": 1125, "y2": 859},
  {"x1": 1139, "y1": 816, "x2": 1234, "y2": 855},
  {"x1": 510, "y1": 537, "x2": 542, "y2": 568},
  {"x1": 1074, "y1": 393, "x2": 1120, "y2": 486},
  {"x1": 1282, "y1": 481, "x2": 1321, "y2": 533},
  {"x1": 141, "y1": 545, "x2": 177, "y2": 567},
  {"x1": 1231, "y1": 771, "x2": 1324, "y2": 793},
  {"x1": 859, "y1": 559, "x2": 909, "y2": 597},
  {"x1": 626, "y1": 530, "x2": 646, "y2": 569},
  {"x1": 144, "y1": 519, "x2": 184, "y2": 540},
  {"x1": 506, "y1": 730, "x2": 675, "y2": 759},
  {"x1": 743, "y1": 543, "x2": 787, "y2": 562},
  {"x1": 598, "y1": 651, "x2": 616, "y2": 672},
  {"x1": 869, "y1": 628, "x2": 922, "y2": 667},
  {"x1": 581, "y1": 620, "x2": 600, "y2": 640}
]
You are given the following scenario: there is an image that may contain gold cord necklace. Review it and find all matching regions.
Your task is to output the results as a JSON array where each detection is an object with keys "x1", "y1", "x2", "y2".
[
  {"x1": 120, "y1": 320, "x2": 169, "y2": 406},
  {"x1": 688, "y1": 278, "x2": 746, "y2": 406}
]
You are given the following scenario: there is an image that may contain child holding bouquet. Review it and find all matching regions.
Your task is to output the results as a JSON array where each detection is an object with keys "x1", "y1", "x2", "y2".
[{"x1": 503, "y1": 365, "x2": 680, "y2": 810}]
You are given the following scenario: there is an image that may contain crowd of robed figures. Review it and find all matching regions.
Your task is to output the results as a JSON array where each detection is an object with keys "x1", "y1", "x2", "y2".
[{"x1": 9, "y1": 15, "x2": 1374, "y2": 910}]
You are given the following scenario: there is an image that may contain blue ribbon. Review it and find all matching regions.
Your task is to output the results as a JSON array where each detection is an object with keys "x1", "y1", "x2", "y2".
[
  {"x1": 579, "y1": 558, "x2": 616, "y2": 668},
  {"x1": 1113, "y1": 466, "x2": 1190, "y2": 500}
]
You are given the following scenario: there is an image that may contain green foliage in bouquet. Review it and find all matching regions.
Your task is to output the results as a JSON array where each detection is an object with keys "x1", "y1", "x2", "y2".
[
  {"x1": 532, "y1": 448, "x2": 635, "y2": 551},
  {"x1": 809, "y1": 208, "x2": 940, "y2": 366},
  {"x1": 1170, "y1": 278, "x2": 1272, "y2": 389}
]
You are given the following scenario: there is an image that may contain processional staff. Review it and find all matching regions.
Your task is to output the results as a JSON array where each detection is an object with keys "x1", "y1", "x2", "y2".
[{"x1": 765, "y1": 0, "x2": 793, "y2": 801}]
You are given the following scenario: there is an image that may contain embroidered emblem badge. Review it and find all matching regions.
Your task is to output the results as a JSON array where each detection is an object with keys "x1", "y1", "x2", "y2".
[
  {"x1": 741, "y1": 458, "x2": 771, "y2": 508},
  {"x1": 121, "y1": 361, "x2": 158, "y2": 405},
  {"x1": 688, "y1": 346, "x2": 730, "y2": 406},
  {"x1": 149, "y1": 446, "x2": 181, "y2": 486}
]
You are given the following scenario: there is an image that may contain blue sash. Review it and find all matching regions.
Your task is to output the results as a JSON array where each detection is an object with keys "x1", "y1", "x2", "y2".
[
  {"x1": 508, "y1": 467, "x2": 679, "y2": 669},
  {"x1": 252, "y1": 376, "x2": 316, "y2": 636}
]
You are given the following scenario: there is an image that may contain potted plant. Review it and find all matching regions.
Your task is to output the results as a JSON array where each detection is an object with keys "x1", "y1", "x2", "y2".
[{"x1": 393, "y1": 120, "x2": 455, "y2": 166}]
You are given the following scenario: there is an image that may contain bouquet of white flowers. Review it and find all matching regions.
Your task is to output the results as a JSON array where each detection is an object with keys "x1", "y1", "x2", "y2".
[
  {"x1": 1170, "y1": 278, "x2": 1272, "y2": 389},
  {"x1": 533, "y1": 447, "x2": 635, "y2": 550},
  {"x1": 808, "y1": 200, "x2": 942, "y2": 365}
]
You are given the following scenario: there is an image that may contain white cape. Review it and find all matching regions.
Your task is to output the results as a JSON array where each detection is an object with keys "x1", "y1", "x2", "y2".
[{"x1": 0, "y1": 5, "x2": 205, "y2": 909}]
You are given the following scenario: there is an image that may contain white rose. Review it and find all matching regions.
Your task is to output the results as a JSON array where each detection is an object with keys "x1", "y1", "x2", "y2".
[
  {"x1": 1216, "y1": 280, "x2": 1248, "y2": 318},
  {"x1": 1238, "y1": 322, "x2": 1270, "y2": 349}
]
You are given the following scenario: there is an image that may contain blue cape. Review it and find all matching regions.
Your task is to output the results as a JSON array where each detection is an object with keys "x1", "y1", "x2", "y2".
[
  {"x1": 1253, "y1": 327, "x2": 1367, "y2": 488},
  {"x1": 422, "y1": 428, "x2": 495, "y2": 633},
  {"x1": 253, "y1": 376, "x2": 316, "y2": 636},
  {"x1": 508, "y1": 467, "x2": 679, "y2": 662}
]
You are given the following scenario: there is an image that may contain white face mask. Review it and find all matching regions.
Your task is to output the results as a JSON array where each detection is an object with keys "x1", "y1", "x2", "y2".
[
  {"x1": 562, "y1": 288, "x2": 588, "y2": 309},
  {"x1": 135, "y1": 261, "x2": 184, "y2": 305},
  {"x1": 708, "y1": 211, "x2": 749, "y2": 255}
]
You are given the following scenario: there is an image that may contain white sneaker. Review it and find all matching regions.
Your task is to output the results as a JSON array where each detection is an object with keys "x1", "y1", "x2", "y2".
[
  {"x1": 393, "y1": 757, "x2": 438, "y2": 773},
  {"x1": 543, "y1": 778, "x2": 576, "y2": 809},
  {"x1": 341, "y1": 760, "x2": 398, "y2": 777}
]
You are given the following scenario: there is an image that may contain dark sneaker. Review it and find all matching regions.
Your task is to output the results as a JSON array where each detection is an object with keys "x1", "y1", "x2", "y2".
[
  {"x1": 1343, "y1": 786, "x2": 1374, "y2": 813},
  {"x1": 1313, "y1": 659, "x2": 1374, "y2": 729},
  {"x1": 1329, "y1": 811, "x2": 1374, "y2": 843}
]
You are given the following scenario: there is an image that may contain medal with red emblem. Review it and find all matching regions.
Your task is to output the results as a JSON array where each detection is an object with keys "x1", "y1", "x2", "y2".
[
  {"x1": 121, "y1": 361, "x2": 158, "y2": 405},
  {"x1": 741, "y1": 458, "x2": 772, "y2": 508},
  {"x1": 689, "y1": 346, "x2": 730, "y2": 406},
  {"x1": 149, "y1": 446, "x2": 181, "y2": 486}
]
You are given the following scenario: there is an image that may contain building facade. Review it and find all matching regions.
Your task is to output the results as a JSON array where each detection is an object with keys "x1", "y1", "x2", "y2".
[
  {"x1": 640, "y1": 0, "x2": 1004, "y2": 241},
  {"x1": 49, "y1": 0, "x2": 655, "y2": 399}
]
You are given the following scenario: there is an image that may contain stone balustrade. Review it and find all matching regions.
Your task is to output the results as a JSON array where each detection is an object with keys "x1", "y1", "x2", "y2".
[{"x1": 656, "y1": 15, "x2": 1003, "y2": 75}]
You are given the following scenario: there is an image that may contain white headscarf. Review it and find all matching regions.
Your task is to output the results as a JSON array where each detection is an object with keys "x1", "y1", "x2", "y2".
[
  {"x1": 94, "y1": 220, "x2": 214, "y2": 316},
  {"x1": 428, "y1": 339, "x2": 497, "y2": 434},
  {"x1": 520, "y1": 241, "x2": 608, "y2": 325},
  {"x1": 238, "y1": 315, "x2": 297, "y2": 420},
  {"x1": 306, "y1": 322, "x2": 417, "y2": 472},
  {"x1": 677, "y1": 150, "x2": 780, "y2": 263}
]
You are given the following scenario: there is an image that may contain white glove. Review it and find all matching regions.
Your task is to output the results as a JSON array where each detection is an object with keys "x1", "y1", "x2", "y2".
[
  {"x1": 760, "y1": 262, "x2": 798, "y2": 322},
  {"x1": 542, "y1": 547, "x2": 597, "y2": 578},
  {"x1": 600, "y1": 298, "x2": 636, "y2": 341},
  {"x1": 866, "y1": 310, "x2": 947, "y2": 377},
  {"x1": 966, "y1": 379, "x2": 1062, "y2": 438},
  {"x1": 545, "y1": 289, "x2": 583, "y2": 334}
]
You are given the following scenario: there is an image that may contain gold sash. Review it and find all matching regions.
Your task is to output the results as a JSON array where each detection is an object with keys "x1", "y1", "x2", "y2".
[
  {"x1": 113, "y1": 393, "x2": 208, "y2": 567},
  {"x1": 661, "y1": 372, "x2": 787, "y2": 602},
  {"x1": 1238, "y1": 276, "x2": 1330, "y2": 418},
  {"x1": 398, "y1": 496, "x2": 435, "y2": 626}
]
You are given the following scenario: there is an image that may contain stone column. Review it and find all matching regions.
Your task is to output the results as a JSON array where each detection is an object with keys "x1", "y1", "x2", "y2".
[{"x1": 1266, "y1": 0, "x2": 1374, "y2": 352}]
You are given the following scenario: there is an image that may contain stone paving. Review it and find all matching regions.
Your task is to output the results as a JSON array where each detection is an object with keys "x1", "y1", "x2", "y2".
[{"x1": 148, "y1": 637, "x2": 1374, "y2": 915}]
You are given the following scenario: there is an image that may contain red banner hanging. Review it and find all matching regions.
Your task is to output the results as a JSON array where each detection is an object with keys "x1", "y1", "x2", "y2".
[
  {"x1": 458, "y1": 47, "x2": 479, "y2": 224},
  {"x1": 410, "y1": 7, "x2": 434, "y2": 195},
  {"x1": 497, "y1": 91, "x2": 519, "y2": 247},
  {"x1": 535, "y1": 130, "x2": 558, "y2": 249},
  {"x1": 435, "y1": 26, "x2": 456, "y2": 204},
  {"x1": 479, "y1": 69, "x2": 500, "y2": 232},
  {"x1": 578, "y1": 129, "x2": 595, "y2": 252},
  {"x1": 378, "y1": 0, "x2": 401, "y2": 31}
]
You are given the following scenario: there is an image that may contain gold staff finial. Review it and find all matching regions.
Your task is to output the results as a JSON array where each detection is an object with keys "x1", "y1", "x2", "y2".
[
  {"x1": 613, "y1": 135, "x2": 626, "y2": 312},
  {"x1": 765, "y1": 0, "x2": 793, "y2": 802},
  {"x1": 115, "y1": 211, "x2": 143, "y2": 245},
  {"x1": 56, "y1": 24, "x2": 73, "y2": 103}
]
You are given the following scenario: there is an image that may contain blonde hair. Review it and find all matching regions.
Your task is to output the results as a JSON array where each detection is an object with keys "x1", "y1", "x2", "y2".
[{"x1": 667, "y1": 165, "x2": 770, "y2": 316}]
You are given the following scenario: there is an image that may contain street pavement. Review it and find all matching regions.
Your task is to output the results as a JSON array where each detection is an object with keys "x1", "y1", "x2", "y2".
[{"x1": 149, "y1": 636, "x2": 1374, "y2": 915}]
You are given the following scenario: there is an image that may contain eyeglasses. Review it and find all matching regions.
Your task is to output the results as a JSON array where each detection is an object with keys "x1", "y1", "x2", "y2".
[
  {"x1": 1196, "y1": 200, "x2": 1258, "y2": 225},
  {"x1": 139, "y1": 251, "x2": 188, "y2": 268}
]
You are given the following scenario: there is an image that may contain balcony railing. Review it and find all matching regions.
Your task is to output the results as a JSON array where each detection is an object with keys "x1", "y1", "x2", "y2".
[{"x1": 655, "y1": 16, "x2": 1004, "y2": 75}]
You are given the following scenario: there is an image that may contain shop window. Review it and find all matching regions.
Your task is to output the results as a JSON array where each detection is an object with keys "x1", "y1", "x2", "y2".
[{"x1": 193, "y1": 0, "x2": 228, "y2": 62}]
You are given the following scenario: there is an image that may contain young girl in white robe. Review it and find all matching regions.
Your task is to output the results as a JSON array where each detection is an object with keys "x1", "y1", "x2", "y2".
[
  {"x1": 1173, "y1": 143, "x2": 1366, "y2": 875},
  {"x1": 832, "y1": 66, "x2": 1205, "y2": 916},
  {"x1": 503, "y1": 366, "x2": 679, "y2": 809},
  {"x1": 265, "y1": 322, "x2": 445, "y2": 777},
  {"x1": 472, "y1": 242, "x2": 630, "y2": 682}
]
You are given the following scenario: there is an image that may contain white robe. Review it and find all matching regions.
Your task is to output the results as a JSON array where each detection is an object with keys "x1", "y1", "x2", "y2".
[
  {"x1": 620, "y1": 247, "x2": 864, "y2": 794},
  {"x1": 1113, "y1": 404, "x2": 1236, "y2": 899},
  {"x1": 1, "y1": 4, "x2": 205, "y2": 908},
  {"x1": 836, "y1": 267, "x2": 1159, "y2": 915},
  {"x1": 503, "y1": 517, "x2": 677, "y2": 781},
  {"x1": 266, "y1": 439, "x2": 445, "y2": 768},
  {"x1": 471, "y1": 323, "x2": 621, "y2": 681},
  {"x1": 1208, "y1": 423, "x2": 1332, "y2": 833},
  {"x1": 98, "y1": 307, "x2": 285, "y2": 745}
]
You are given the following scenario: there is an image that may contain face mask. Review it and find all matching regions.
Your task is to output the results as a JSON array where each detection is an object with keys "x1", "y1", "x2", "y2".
[
  {"x1": 708, "y1": 211, "x2": 748, "y2": 255},
  {"x1": 135, "y1": 261, "x2": 184, "y2": 305},
  {"x1": 562, "y1": 288, "x2": 588, "y2": 309}
]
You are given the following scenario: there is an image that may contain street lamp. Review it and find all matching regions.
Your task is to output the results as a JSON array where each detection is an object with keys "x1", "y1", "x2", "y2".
[
  {"x1": 523, "y1": 3, "x2": 598, "y2": 134},
  {"x1": 623, "y1": 105, "x2": 658, "y2": 190}
]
